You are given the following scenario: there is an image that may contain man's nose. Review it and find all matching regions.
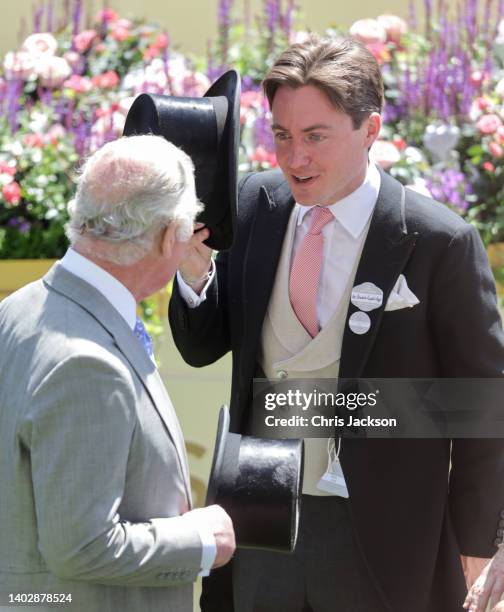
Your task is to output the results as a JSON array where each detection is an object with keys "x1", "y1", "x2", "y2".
[{"x1": 287, "y1": 141, "x2": 310, "y2": 169}]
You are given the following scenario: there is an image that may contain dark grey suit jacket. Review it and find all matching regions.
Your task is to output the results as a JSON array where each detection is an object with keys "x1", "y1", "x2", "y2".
[{"x1": 170, "y1": 168, "x2": 504, "y2": 612}]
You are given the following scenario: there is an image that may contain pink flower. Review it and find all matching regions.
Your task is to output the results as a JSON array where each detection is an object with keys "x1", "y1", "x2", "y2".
[
  {"x1": 21, "y1": 32, "x2": 58, "y2": 56},
  {"x1": 73, "y1": 29, "x2": 97, "y2": 53},
  {"x1": 92, "y1": 70, "x2": 120, "y2": 89},
  {"x1": 63, "y1": 74, "x2": 93, "y2": 93},
  {"x1": 483, "y1": 161, "x2": 495, "y2": 172},
  {"x1": 366, "y1": 42, "x2": 391, "y2": 64},
  {"x1": 34, "y1": 55, "x2": 72, "y2": 89},
  {"x1": 376, "y1": 15, "x2": 408, "y2": 45},
  {"x1": 349, "y1": 19, "x2": 386, "y2": 45},
  {"x1": 111, "y1": 24, "x2": 131, "y2": 42},
  {"x1": 3, "y1": 51, "x2": 35, "y2": 80},
  {"x1": 251, "y1": 146, "x2": 277, "y2": 167},
  {"x1": 63, "y1": 50, "x2": 81, "y2": 69},
  {"x1": 370, "y1": 140, "x2": 401, "y2": 169},
  {"x1": 495, "y1": 125, "x2": 504, "y2": 145},
  {"x1": 470, "y1": 71, "x2": 490, "y2": 87},
  {"x1": 489, "y1": 141, "x2": 504, "y2": 158},
  {"x1": 154, "y1": 33, "x2": 169, "y2": 49},
  {"x1": 45, "y1": 124, "x2": 67, "y2": 145},
  {"x1": 241, "y1": 91, "x2": 263, "y2": 109},
  {"x1": 143, "y1": 45, "x2": 161, "y2": 60},
  {"x1": 477, "y1": 114, "x2": 503, "y2": 135},
  {"x1": 96, "y1": 8, "x2": 119, "y2": 23},
  {"x1": 2, "y1": 182, "x2": 22, "y2": 206},
  {"x1": 0, "y1": 163, "x2": 16, "y2": 176},
  {"x1": 23, "y1": 134, "x2": 44, "y2": 148}
]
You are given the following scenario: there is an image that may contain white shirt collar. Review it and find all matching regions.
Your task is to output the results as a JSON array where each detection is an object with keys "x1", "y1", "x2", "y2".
[
  {"x1": 59, "y1": 248, "x2": 137, "y2": 330},
  {"x1": 296, "y1": 162, "x2": 381, "y2": 239}
]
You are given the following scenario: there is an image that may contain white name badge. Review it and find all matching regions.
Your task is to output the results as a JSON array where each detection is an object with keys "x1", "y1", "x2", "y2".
[
  {"x1": 351, "y1": 282, "x2": 383, "y2": 312},
  {"x1": 317, "y1": 458, "x2": 349, "y2": 498},
  {"x1": 348, "y1": 311, "x2": 371, "y2": 335}
]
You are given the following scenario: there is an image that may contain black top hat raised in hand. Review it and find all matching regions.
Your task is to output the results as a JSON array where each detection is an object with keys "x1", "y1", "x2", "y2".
[
  {"x1": 206, "y1": 406, "x2": 304, "y2": 552},
  {"x1": 123, "y1": 70, "x2": 240, "y2": 251}
]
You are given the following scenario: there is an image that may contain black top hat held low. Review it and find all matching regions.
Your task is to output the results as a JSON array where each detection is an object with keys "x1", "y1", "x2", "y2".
[
  {"x1": 123, "y1": 70, "x2": 240, "y2": 251},
  {"x1": 206, "y1": 406, "x2": 304, "y2": 552}
]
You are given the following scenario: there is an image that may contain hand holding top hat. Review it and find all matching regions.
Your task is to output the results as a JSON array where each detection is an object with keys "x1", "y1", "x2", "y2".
[{"x1": 123, "y1": 70, "x2": 240, "y2": 251}]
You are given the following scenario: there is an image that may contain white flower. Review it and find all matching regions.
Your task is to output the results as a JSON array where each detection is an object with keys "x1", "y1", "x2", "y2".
[
  {"x1": 3, "y1": 51, "x2": 36, "y2": 80},
  {"x1": 34, "y1": 55, "x2": 72, "y2": 89},
  {"x1": 29, "y1": 110, "x2": 49, "y2": 134},
  {"x1": 31, "y1": 149, "x2": 43, "y2": 164},
  {"x1": 349, "y1": 19, "x2": 386, "y2": 44},
  {"x1": 36, "y1": 175, "x2": 49, "y2": 187},
  {"x1": 496, "y1": 77, "x2": 504, "y2": 99},
  {"x1": 376, "y1": 14, "x2": 408, "y2": 44},
  {"x1": 404, "y1": 146, "x2": 425, "y2": 164},
  {"x1": 370, "y1": 140, "x2": 401, "y2": 169},
  {"x1": 406, "y1": 178, "x2": 432, "y2": 198},
  {"x1": 21, "y1": 32, "x2": 58, "y2": 57},
  {"x1": 3, "y1": 141, "x2": 24, "y2": 157},
  {"x1": 0, "y1": 173, "x2": 14, "y2": 187}
]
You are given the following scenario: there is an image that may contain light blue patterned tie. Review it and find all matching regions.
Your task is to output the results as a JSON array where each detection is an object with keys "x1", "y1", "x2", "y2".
[{"x1": 134, "y1": 316, "x2": 154, "y2": 358}]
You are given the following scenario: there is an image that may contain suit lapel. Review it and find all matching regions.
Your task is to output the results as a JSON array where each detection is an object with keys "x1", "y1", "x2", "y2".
[
  {"x1": 43, "y1": 264, "x2": 192, "y2": 502},
  {"x1": 241, "y1": 180, "x2": 295, "y2": 376},
  {"x1": 339, "y1": 171, "x2": 418, "y2": 379}
]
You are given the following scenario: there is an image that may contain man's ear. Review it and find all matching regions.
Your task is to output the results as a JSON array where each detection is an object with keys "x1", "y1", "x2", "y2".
[
  {"x1": 365, "y1": 112, "x2": 382, "y2": 147},
  {"x1": 160, "y1": 223, "x2": 178, "y2": 259}
]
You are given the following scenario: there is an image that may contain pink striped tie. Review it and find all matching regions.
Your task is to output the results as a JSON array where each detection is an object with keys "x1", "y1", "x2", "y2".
[{"x1": 289, "y1": 206, "x2": 334, "y2": 338}]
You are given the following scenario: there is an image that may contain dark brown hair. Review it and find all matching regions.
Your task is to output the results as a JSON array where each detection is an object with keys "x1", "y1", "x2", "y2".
[{"x1": 263, "y1": 34, "x2": 384, "y2": 129}]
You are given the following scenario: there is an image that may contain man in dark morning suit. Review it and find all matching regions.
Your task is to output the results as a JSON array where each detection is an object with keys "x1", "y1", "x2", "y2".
[{"x1": 169, "y1": 35, "x2": 504, "y2": 611}]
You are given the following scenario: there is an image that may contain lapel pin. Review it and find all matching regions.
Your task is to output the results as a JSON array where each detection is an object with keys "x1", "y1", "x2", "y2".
[
  {"x1": 351, "y1": 282, "x2": 383, "y2": 312},
  {"x1": 349, "y1": 311, "x2": 371, "y2": 335}
]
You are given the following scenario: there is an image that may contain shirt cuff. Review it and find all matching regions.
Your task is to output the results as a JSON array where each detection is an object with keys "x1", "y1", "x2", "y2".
[
  {"x1": 176, "y1": 260, "x2": 215, "y2": 308},
  {"x1": 192, "y1": 516, "x2": 217, "y2": 577}
]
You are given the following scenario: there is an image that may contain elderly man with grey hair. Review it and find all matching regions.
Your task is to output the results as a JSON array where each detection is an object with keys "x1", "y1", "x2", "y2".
[{"x1": 0, "y1": 134, "x2": 235, "y2": 612}]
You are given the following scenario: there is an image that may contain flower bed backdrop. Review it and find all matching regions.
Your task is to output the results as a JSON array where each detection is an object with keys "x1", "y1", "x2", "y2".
[{"x1": 0, "y1": 0, "x2": 503, "y2": 300}]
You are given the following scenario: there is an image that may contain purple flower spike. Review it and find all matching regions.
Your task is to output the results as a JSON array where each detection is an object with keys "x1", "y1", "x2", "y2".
[
  {"x1": 33, "y1": 3, "x2": 43, "y2": 33},
  {"x1": 72, "y1": 0, "x2": 82, "y2": 37}
]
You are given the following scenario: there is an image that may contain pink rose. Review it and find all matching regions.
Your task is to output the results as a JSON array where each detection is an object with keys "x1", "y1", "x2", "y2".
[
  {"x1": 370, "y1": 140, "x2": 401, "y2": 169},
  {"x1": 154, "y1": 33, "x2": 169, "y2": 49},
  {"x1": 73, "y1": 29, "x2": 97, "y2": 53},
  {"x1": 34, "y1": 55, "x2": 72, "y2": 88},
  {"x1": 489, "y1": 141, "x2": 504, "y2": 158},
  {"x1": 111, "y1": 25, "x2": 131, "y2": 42},
  {"x1": 495, "y1": 125, "x2": 504, "y2": 144},
  {"x1": 92, "y1": 70, "x2": 120, "y2": 89},
  {"x1": 143, "y1": 45, "x2": 160, "y2": 61},
  {"x1": 3, "y1": 51, "x2": 35, "y2": 80},
  {"x1": 0, "y1": 163, "x2": 16, "y2": 177},
  {"x1": 376, "y1": 15, "x2": 408, "y2": 45},
  {"x1": 96, "y1": 8, "x2": 119, "y2": 23},
  {"x1": 21, "y1": 32, "x2": 58, "y2": 56},
  {"x1": 349, "y1": 19, "x2": 386, "y2": 45},
  {"x1": 63, "y1": 74, "x2": 93, "y2": 93},
  {"x1": 23, "y1": 133, "x2": 44, "y2": 148},
  {"x1": 2, "y1": 182, "x2": 22, "y2": 206},
  {"x1": 477, "y1": 114, "x2": 503, "y2": 135}
]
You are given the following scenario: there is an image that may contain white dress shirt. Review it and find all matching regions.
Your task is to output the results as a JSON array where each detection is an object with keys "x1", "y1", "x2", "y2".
[
  {"x1": 60, "y1": 248, "x2": 216, "y2": 575},
  {"x1": 178, "y1": 163, "x2": 381, "y2": 317}
]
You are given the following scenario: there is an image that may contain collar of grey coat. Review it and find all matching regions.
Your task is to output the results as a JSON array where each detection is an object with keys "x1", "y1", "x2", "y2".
[
  {"x1": 240, "y1": 167, "x2": 418, "y2": 389},
  {"x1": 42, "y1": 263, "x2": 192, "y2": 501}
]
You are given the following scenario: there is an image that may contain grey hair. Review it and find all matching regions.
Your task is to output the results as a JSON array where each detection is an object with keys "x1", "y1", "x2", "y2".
[{"x1": 65, "y1": 134, "x2": 203, "y2": 265}]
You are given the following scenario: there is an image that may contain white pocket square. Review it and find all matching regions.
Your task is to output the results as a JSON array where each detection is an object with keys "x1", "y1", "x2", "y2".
[{"x1": 385, "y1": 275, "x2": 420, "y2": 311}]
